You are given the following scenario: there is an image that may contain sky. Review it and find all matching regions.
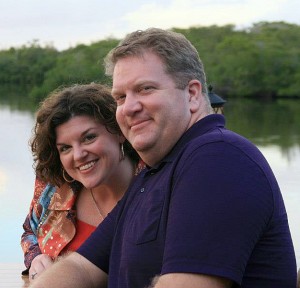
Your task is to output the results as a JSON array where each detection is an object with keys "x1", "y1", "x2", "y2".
[{"x1": 1, "y1": 0, "x2": 300, "y2": 51}]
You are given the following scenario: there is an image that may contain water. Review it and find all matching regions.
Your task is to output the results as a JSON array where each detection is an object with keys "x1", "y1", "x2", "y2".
[
  {"x1": 0, "y1": 98, "x2": 299, "y2": 270},
  {"x1": 0, "y1": 105, "x2": 35, "y2": 265}
]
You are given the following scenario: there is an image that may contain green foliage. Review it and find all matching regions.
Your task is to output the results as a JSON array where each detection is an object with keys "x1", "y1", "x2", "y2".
[
  {"x1": 29, "y1": 39, "x2": 118, "y2": 102},
  {"x1": 176, "y1": 21, "x2": 300, "y2": 99},
  {"x1": 0, "y1": 22, "x2": 300, "y2": 102},
  {"x1": 0, "y1": 41, "x2": 58, "y2": 86}
]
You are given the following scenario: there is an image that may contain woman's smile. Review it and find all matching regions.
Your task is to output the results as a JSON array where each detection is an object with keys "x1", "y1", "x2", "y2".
[{"x1": 78, "y1": 160, "x2": 97, "y2": 171}]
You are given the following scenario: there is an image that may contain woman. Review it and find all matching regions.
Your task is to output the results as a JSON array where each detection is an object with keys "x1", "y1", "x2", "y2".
[{"x1": 21, "y1": 83, "x2": 143, "y2": 281}]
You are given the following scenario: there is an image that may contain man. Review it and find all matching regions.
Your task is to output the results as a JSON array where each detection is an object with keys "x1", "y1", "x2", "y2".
[{"x1": 31, "y1": 28, "x2": 296, "y2": 288}]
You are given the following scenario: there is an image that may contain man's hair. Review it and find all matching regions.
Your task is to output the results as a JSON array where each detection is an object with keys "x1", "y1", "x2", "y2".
[
  {"x1": 104, "y1": 28, "x2": 208, "y2": 95},
  {"x1": 31, "y1": 83, "x2": 139, "y2": 186}
]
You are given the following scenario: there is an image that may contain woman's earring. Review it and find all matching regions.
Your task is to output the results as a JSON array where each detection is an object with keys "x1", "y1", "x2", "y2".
[
  {"x1": 120, "y1": 143, "x2": 125, "y2": 161},
  {"x1": 62, "y1": 169, "x2": 75, "y2": 183}
]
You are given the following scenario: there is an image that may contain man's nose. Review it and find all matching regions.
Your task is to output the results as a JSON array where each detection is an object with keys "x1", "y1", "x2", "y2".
[{"x1": 121, "y1": 93, "x2": 142, "y2": 116}]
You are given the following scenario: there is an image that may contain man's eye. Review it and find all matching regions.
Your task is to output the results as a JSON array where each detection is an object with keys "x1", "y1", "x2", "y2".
[
  {"x1": 116, "y1": 95, "x2": 126, "y2": 105},
  {"x1": 141, "y1": 86, "x2": 154, "y2": 93}
]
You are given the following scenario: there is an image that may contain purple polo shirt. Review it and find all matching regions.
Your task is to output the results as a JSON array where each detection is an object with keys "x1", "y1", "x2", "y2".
[{"x1": 78, "y1": 114, "x2": 297, "y2": 288}]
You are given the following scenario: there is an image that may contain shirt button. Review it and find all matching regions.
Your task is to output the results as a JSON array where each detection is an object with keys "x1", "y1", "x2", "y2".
[{"x1": 140, "y1": 188, "x2": 145, "y2": 193}]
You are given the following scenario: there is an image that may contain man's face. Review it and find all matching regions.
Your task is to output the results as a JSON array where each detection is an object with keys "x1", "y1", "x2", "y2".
[{"x1": 111, "y1": 51, "x2": 195, "y2": 166}]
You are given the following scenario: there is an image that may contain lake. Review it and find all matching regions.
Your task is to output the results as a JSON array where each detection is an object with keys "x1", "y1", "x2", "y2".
[{"x1": 0, "y1": 97, "x2": 299, "y2": 270}]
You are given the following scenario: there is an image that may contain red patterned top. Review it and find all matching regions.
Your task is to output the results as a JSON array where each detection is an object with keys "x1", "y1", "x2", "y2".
[{"x1": 62, "y1": 219, "x2": 96, "y2": 252}]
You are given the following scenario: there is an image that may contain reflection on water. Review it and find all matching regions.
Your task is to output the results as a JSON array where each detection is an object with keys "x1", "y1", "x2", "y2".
[
  {"x1": 0, "y1": 98, "x2": 299, "y2": 269},
  {"x1": 225, "y1": 98, "x2": 300, "y2": 152}
]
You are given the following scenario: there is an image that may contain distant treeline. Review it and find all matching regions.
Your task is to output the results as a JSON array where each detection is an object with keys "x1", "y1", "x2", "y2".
[{"x1": 1, "y1": 21, "x2": 300, "y2": 103}]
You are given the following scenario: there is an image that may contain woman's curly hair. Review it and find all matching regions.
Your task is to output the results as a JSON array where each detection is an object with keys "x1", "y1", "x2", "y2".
[{"x1": 31, "y1": 83, "x2": 139, "y2": 186}]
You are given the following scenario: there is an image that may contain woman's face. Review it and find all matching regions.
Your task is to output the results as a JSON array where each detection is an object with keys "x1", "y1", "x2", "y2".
[{"x1": 56, "y1": 115, "x2": 123, "y2": 189}]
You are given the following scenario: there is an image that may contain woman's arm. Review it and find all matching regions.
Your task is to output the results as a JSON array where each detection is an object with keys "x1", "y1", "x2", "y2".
[
  {"x1": 21, "y1": 178, "x2": 49, "y2": 273},
  {"x1": 21, "y1": 214, "x2": 43, "y2": 273}
]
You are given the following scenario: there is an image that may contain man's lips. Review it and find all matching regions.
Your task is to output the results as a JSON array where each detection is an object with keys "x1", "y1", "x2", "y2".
[{"x1": 129, "y1": 119, "x2": 150, "y2": 131}]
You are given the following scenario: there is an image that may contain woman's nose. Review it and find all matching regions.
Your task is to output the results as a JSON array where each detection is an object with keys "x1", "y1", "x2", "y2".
[{"x1": 73, "y1": 147, "x2": 88, "y2": 160}]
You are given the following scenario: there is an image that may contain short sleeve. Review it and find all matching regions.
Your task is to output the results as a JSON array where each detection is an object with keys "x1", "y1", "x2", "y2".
[{"x1": 161, "y1": 141, "x2": 273, "y2": 284}]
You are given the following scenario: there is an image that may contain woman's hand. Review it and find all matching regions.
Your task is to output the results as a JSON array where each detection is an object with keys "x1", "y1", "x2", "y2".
[{"x1": 29, "y1": 254, "x2": 54, "y2": 282}]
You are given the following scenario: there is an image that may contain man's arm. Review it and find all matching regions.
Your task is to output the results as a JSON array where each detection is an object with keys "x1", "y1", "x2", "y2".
[
  {"x1": 150, "y1": 273, "x2": 232, "y2": 288},
  {"x1": 30, "y1": 252, "x2": 107, "y2": 288}
]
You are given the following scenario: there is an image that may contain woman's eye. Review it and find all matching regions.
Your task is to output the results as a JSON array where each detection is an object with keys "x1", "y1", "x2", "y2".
[
  {"x1": 59, "y1": 145, "x2": 71, "y2": 153},
  {"x1": 84, "y1": 134, "x2": 96, "y2": 142}
]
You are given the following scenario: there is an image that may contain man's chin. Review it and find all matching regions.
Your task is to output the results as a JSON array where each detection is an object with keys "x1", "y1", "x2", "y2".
[{"x1": 132, "y1": 141, "x2": 151, "y2": 154}]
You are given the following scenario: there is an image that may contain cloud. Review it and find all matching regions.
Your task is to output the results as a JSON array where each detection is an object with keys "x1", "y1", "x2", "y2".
[
  {"x1": 0, "y1": 0, "x2": 299, "y2": 50},
  {"x1": 124, "y1": 0, "x2": 295, "y2": 31}
]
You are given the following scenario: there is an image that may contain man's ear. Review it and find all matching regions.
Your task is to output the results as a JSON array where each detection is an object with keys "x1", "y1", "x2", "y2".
[{"x1": 187, "y1": 80, "x2": 202, "y2": 113}]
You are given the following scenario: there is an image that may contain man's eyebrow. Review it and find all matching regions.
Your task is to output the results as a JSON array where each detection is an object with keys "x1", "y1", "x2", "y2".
[
  {"x1": 112, "y1": 79, "x2": 158, "y2": 96},
  {"x1": 111, "y1": 88, "x2": 122, "y2": 98}
]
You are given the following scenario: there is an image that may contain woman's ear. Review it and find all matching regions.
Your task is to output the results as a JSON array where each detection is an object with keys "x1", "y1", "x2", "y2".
[{"x1": 119, "y1": 134, "x2": 126, "y2": 144}]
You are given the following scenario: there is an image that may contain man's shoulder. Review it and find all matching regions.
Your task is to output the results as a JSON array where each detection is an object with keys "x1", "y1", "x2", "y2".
[
  {"x1": 185, "y1": 125, "x2": 251, "y2": 152},
  {"x1": 178, "y1": 125, "x2": 267, "y2": 171}
]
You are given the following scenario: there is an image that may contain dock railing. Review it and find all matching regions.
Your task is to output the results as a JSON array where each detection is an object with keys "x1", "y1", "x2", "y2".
[{"x1": 0, "y1": 263, "x2": 29, "y2": 287}]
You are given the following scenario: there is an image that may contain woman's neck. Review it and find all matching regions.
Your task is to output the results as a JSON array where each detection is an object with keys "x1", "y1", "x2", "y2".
[{"x1": 91, "y1": 156, "x2": 135, "y2": 201}]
